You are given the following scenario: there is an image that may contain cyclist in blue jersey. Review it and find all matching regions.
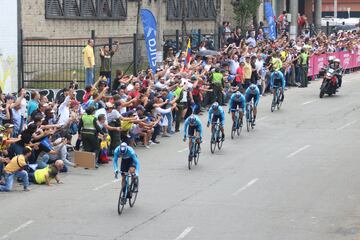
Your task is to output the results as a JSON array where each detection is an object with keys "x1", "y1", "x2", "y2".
[
  {"x1": 228, "y1": 91, "x2": 246, "y2": 128},
  {"x1": 207, "y1": 102, "x2": 225, "y2": 140},
  {"x1": 269, "y1": 71, "x2": 285, "y2": 102},
  {"x1": 113, "y1": 143, "x2": 139, "y2": 200},
  {"x1": 245, "y1": 84, "x2": 260, "y2": 126},
  {"x1": 183, "y1": 114, "x2": 203, "y2": 151}
]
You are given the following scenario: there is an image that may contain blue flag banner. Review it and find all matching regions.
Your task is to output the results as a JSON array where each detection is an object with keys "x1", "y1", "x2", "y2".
[
  {"x1": 140, "y1": 8, "x2": 157, "y2": 73},
  {"x1": 264, "y1": 2, "x2": 276, "y2": 40}
]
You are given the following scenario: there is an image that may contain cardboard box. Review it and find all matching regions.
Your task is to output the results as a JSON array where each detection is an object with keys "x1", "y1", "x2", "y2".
[{"x1": 74, "y1": 151, "x2": 96, "y2": 169}]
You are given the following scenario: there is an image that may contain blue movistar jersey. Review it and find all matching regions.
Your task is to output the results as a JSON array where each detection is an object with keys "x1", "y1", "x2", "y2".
[
  {"x1": 208, "y1": 106, "x2": 225, "y2": 125},
  {"x1": 245, "y1": 86, "x2": 260, "y2": 106},
  {"x1": 269, "y1": 71, "x2": 286, "y2": 89},
  {"x1": 113, "y1": 146, "x2": 140, "y2": 175},
  {"x1": 183, "y1": 115, "x2": 203, "y2": 139},
  {"x1": 228, "y1": 93, "x2": 246, "y2": 112}
]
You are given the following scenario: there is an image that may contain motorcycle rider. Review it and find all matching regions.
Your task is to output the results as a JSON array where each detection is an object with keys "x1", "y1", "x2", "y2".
[{"x1": 333, "y1": 58, "x2": 343, "y2": 88}]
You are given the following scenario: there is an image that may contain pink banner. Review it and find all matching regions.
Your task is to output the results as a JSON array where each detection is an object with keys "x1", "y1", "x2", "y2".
[
  {"x1": 339, "y1": 51, "x2": 352, "y2": 69},
  {"x1": 307, "y1": 55, "x2": 314, "y2": 77},
  {"x1": 354, "y1": 49, "x2": 360, "y2": 68},
  {"x1": 312, "y1": 54, "x2": 327, "y2": 76}
]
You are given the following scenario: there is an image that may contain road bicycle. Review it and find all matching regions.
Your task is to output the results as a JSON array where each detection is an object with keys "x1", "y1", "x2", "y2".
[
  {"x1": 188, "y1": 136, "x2": 201, "y2": 170},
  {"x1": 231, "y1": 109, "x2": 243, "y2": 139},
  {"x1": 117, "y1": 172, "x2": 139, "y2": 215},
  {"x1": 271, "y1": 85, "x2": 283, "y2": 112},
  {"x1": 246, "y1": 102, "x2": 254, "y2": 132},
  {"x1": 210, "y1": 122, "x2": 223, "y2": 153}
]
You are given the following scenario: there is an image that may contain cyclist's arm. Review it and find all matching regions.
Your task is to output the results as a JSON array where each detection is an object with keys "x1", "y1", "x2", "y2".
[
  {"x1": 220, "y1": 108, "x2": 225, "y2": 125},
  {"x1": 128, "y1": 148, "x2": 140, "y2": 175},
  {"x1": 244, "y1": 89, "x2": 250, "y2": 101},
  {"x1": 269, "y1": 72, "x2": 274, "y2": 89},
  {"x1": 196, "y1": 118, "x2": 203, "y2": 139},
  {"x1": 183, "y1": 118, "x2": 189, "y2": 139},
  {"x1": 113, "y1": 147, "x2": 120, "y2": 173},
  {"x1": 228, "y1": 95, "x2": 234, "y2": 112},
  {"x1": 241, "y1": 96, "x2": 246, "y2": 112},
  {"x1": 280, "y1": 72, "x2": 286, "y2": 89},
  {"x1": 207, "y1": 109, "x2": 213, "y2": 124},
  {"x1": 254, "y1": 90, "x2": 260, "y2": 106}
]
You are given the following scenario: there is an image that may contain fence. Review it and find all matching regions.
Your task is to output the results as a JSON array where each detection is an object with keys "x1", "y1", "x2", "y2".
[
  {"x1": 307, "y1": 50, "x2": 360, "y2": 78},
  {"x1": 21, "y1": 29, "x2": 219, "y2": 89}
]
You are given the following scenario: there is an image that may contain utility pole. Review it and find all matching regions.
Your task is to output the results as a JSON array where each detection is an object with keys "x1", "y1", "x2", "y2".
[
  {"x1": 315, "y1": 0, "x2": 322, "y2": 31},
  {"x1": 289, "y1": 0, "x2": 298, "y2": 40},
  {"x1": 334, "y1": 0, "x2": 337, "y2": 18},
  {"x1": 181, "y1": 0, "x2": 187, "y2": 50}
]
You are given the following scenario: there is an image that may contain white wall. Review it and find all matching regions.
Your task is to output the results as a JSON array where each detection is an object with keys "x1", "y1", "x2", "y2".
[{"x1": 0, "y1": 0, "x2": 18, "y2": 93}]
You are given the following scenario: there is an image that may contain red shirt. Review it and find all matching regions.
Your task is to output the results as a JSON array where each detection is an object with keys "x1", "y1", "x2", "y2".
[
  {"x1": 235, "y1": 67, "x2": 244, "y2": 83},
  {"x1": 83, "y1": 92, "x2": 91, "y2": 103},
  {"x1": 128, "y1": 90, "x2": 140, "y2": 99}
]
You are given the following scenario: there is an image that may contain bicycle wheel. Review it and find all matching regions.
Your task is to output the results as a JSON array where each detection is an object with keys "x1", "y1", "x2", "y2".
[
  {"x1": 217, "y1": 128, "x2": 223, "y2": 150},
  {"x1": 210, "y1": 130, "x2": 216, "y2": 154},
  {"x1": 231, "y1": 120, "x2": 235, "y2": 139},
  {"x1": 117, "y1": 187, "x2": 126, "y2": 215},
  {"x1": 194, "y1": 143, "x2": 200, "y2": 165},
  {"x1": 129, "y1": 177, "x2": 138, "y2": 207},
  {"x1": 237, "y1": 116, "x2": 242, "y2": 136},
  {"x1": 271, "y1": 94, "x2": 276, "y2": 112},
  {"x1": 246, "y1": 108, "x2": 250, "y2": 132},
  {"x1": 188, "y1": 154, "x2": 192, "y2": 170}
]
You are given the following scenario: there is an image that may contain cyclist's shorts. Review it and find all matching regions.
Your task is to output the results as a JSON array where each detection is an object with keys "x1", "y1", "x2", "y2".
[
  {"x1": 246, "y1": 94, "x2": 259, "y2": 107},
  {"x1": 230, "y1": 101, "x2": 244, "y2": 112},
  {"x1": 121, "y1": 157, "x2": 136, "y2": 173},
  {"x1": 212, "y1": 115, "x2": 224, "y2": 126},
  {"x1": 188, "y1": 125, "x2": 200, "y2": 136}
]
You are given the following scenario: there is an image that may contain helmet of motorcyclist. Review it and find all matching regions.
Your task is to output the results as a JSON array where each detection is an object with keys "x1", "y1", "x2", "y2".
[
  {"x1": 328, "y1": 56, "x2": 335, "y2": 63},
  {"x1": 334, "y1": 58, "x2": 340, "y2": 64}
]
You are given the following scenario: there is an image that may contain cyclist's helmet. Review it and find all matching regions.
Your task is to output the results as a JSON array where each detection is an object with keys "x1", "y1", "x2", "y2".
[
  {"x1": 274, "y1": 71, "x2": 280, "y2": 78},
  {"x1": 334, "y1": 58, "x2": 340, "y2": 64},
  {"x1": 235, "y1": 91, "x2": 242, "y2": 99},
  {"x1": 249, "y1": 84, "x2": 257, "y2": 91},
  {"x1": 212, "y1": 102, "x2": 219, "y2": 111},
  {"x1": 119, "y1": 142, "x2": 128, "y2": 154},
  {"x1": 328, "y1": 56, "x2": 335, "y2": 63},
  {"x1": 189, "y1": 114, "x2": 196, "y2": 125}
]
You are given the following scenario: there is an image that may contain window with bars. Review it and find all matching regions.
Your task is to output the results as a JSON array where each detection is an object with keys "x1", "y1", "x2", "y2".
[
  {"x1": 167, "y1": 0, "x2": 216, "y2": 21},
  {"x1": 45, "y1": 0, "x2": 127, "y2": 20}
]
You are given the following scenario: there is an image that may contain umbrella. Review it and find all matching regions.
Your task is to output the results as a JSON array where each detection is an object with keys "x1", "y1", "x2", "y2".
[{"x1": 197, "y1": 50, "x2": 220, "y2": 57}]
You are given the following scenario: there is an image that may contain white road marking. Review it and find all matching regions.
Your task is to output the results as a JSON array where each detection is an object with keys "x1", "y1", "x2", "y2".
[
  {"x1": 177, "y1": 148, "x2": 188, "y2": 153},
  {"x1": 175, "y1": 226, "x2": 194, "y2": 240},
  {"x1": 287, "y1": 145, "x2": 311, "y2": 158},
  {"x1": 336, "y1": 120, "x2": 357, "y2": 131},
  {"x1": 0, "y1": 220, "x2": 34, "y2": 240},
  {"x1": 302, "y1": 100, "x2": 317, "y2": 105},
  {"x1": 257, "y1": 116, "x2": 268, "y2": 121},
  {"x1": 232, "y1": 178, "x2": 259, "y2": 196},
  {"x1": 93, "y1": 179, "x2": 120, "y2": 191}
]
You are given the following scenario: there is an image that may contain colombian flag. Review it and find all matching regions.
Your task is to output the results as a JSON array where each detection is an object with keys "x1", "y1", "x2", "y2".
[{"x1": 185, "y1": 39, "x2": 191, "y2": 65}]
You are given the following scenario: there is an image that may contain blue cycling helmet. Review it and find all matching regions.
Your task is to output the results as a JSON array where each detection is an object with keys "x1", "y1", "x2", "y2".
[
  {"x1": 189, "y1": 114, "x2": 196, "y2": 125},
  {"x1": 249, "y1": 84, "x2": 257, "y2": 91},
  {"x1": 120, "y1": 142, "x2": 128, "y2": 154},
  {"x1": 212, "y1": 102, "x2": 219, "y2": 110},
  {"x1": 274, "y1": 71, "x2": 280, "y2": 78},
  {"x1": 235, "y1": 91, "x2": 241, "y2": 98}
]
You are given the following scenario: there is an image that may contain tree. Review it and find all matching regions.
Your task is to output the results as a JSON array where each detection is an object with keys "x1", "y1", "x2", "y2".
[{"x1": 231, "y1": 0, "x2": 261, "y2": 33}]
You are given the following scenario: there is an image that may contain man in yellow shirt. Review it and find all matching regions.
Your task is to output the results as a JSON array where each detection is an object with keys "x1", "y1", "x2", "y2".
[
  {"x1": 243, "y1": 55, "x2": 253, "y2": 89},
  {"x1": 0, "y1": 147, "x2": 33, "y2": 192},
  {"x1": 28, "y1": 160, "x2": 64, "y2": 186},
  {"x1": 83, "y1": 39, "x2": 95, "y2": 87}
]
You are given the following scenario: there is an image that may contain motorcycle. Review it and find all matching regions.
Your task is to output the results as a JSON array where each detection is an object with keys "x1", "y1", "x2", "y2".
[{"x1": 319, "y1": 68, "x2": 339, "y2": 98}]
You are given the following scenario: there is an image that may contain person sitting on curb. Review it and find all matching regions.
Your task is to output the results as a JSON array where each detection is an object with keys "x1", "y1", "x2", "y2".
[{"x1": 0, "y1": 146, "x2": 33, "y2": 192}]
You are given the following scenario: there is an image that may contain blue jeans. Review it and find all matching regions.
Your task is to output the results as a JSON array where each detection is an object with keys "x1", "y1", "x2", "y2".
[
  {"x1": 165, "y1": 112, "x2": 173, "y2": 133},
  {"x1": 0, "y1": 170, "x2": 29, "y2": 191},
  {"x1": 85, "y1": 68, "x2": 94, "y2": 87}
]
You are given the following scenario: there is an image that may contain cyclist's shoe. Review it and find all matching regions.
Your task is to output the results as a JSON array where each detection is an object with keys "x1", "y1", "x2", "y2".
[
  {"x1": 132, "y1": 178, "x2": 139, "y2": 193},
  {"x1": 252, "y1": 120, "x2": 256, "y2": 126},
  {"x1": 121, "y1": 197, "x2": 127, "y2": 205},
  {"x1": 281, "y1": 94, "x2": 284, "y2": 102}
]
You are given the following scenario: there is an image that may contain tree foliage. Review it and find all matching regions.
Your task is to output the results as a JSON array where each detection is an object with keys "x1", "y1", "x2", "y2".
[{"x1": 231, "y1": 0, "x2": 261, "y2": 31}]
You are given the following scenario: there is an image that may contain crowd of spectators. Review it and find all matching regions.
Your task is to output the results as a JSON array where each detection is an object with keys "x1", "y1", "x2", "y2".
[{"x1": 0, "y1": 21, "x2": 359, "y2": 192}]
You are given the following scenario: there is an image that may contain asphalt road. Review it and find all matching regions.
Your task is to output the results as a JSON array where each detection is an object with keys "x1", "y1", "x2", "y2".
[{"x1": 1, "y1": 72, "x2": 360, "y2": 240}]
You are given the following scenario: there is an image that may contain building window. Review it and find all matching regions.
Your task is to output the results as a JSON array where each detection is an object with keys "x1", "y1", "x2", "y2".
[
  {"x1": 167, "y1": 0, "x2": 217, "y2": 21},
  {"x1": 45, "y1": 0, "x2": 127, "y2": 20}
]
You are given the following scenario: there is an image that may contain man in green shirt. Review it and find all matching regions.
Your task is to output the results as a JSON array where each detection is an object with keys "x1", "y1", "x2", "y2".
[
  {"x1": 99, "y1": 42, "x2": 120, "y2": 89},
  {"x1": 299, "y1": 48, "x2": 309, "y2": 88}
]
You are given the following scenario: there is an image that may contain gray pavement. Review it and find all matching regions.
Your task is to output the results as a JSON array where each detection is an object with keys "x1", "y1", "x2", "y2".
[{"x1": 1, "y1": 73, "x2": 360, "y2": 240}]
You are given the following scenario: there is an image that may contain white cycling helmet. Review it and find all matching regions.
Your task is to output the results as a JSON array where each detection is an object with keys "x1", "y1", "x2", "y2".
[{"x1": 334, "y1": 58, "x2": 340, "y2": 63}]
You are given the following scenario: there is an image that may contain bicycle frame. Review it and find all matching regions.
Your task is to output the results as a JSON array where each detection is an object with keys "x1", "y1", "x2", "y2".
[
  {"x1": 189, "y1": 136, "x2": 200, "y2": 157},
  {"x1": 212, "y1": 122, "x2": 221, "y2": 142}
]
